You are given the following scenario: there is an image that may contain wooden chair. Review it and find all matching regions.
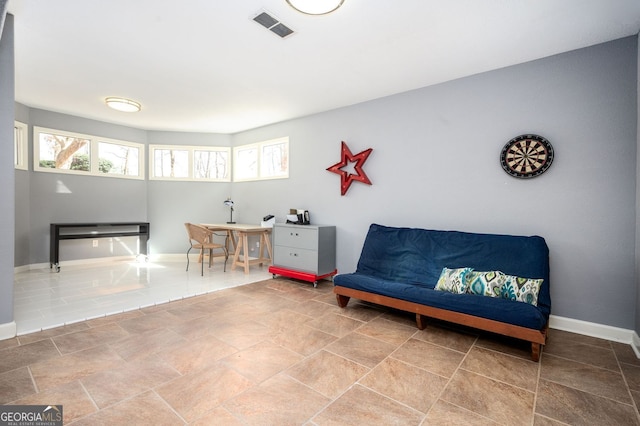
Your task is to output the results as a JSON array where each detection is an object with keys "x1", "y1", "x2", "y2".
[{"x1": 185, "y1": 223, "x2": 228, "y2": 276}]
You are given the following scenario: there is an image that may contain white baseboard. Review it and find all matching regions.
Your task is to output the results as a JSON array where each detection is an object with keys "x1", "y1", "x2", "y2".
[
  {"x1": 13, "y1": 254, "x2": 176, "y2": 273},
  {"x1": 632, "y1": 332, "x2": 640, "y2": 358},
  {"x1": 13, "y1": 253, "x2": 228, "y2": 274},
  {"x1": 0, "y1": 321, "x2": 16, "y2": 340},
  {"x1": 549, "y1": 314, "x2": 634, "y2": 344},
  {"x1": 148, "y1": 253, "x2": 188, "y2": 261}
]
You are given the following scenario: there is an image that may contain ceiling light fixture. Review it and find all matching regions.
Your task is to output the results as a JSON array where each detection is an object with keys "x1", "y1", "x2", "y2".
[
  {"x1": 105, "y1": 97, "x2": 141, "y2": 113},
  {"x1": 286, "y1": 0, "x2": 344, "y2": 15}
]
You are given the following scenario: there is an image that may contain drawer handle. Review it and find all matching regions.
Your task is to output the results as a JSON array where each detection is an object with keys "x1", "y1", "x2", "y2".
[
  {"x1": 289, "y1": 232, "x2": 299, "y2": 236},
  {"x1": 289, "y1": 253, "x2": 298, "y2": 257}
]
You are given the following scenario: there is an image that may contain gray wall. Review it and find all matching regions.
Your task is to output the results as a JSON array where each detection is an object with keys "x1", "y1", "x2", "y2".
[
  {"x1": 146, "y1": 130, "x2": 232, "y2": 254},
  {"x1": 233, "y1": 37, "x2": 638, "y2": 330},
  {"x1": 14, "y1": 102, "x2": 30, "y2": 266},
  {"x1": 14, "y1": 120, "x2": 234, "y2": 264},
  {"x1": 1, "y1": 12, "x2": 14, "y2": 325},
  {"x1": 24, "y1": 109, "x2": 148, "y2": 264},
  {"x1": 12, "y1": 36, "x2": 638, "y2": 331},
  {"x1": 636, "y1": 32, "x2": 640, "y2": 335}
]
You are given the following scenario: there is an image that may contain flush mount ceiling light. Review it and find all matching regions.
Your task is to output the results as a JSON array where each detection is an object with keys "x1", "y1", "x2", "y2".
[
  {"x1": 286, "y1": 0, "x2": 344, "y2": 15},
  {"x1": 105, "y1": 97, "x2": 141, "y2": 113}
]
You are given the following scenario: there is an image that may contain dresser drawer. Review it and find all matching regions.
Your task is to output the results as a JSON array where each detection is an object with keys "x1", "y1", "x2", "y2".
[
  {"x1": 273, "y1": 226, "x2": 318, "y2": 250},
  {"x1": 273, "y1": 245, "x2": 317, "y2": 272}
]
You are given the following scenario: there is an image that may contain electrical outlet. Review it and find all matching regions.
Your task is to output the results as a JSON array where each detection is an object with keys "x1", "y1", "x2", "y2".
[{"x1": 92, "y1": 239, "x2": 98, "y2": 248}]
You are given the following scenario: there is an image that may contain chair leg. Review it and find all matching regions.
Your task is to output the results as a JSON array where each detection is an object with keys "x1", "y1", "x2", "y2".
[
  {"x1": 223, "y1": 247, "x2": 228, "y2": 272},
  {"x1": 186, "y1": 247, "x2": 191, "y2": 271},
  {"x1": 200, "y1": 248, "x2": 204, "y2": 276}
]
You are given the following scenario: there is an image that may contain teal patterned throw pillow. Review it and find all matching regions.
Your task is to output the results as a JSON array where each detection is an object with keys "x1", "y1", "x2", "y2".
[
  {"x1": 435, "y1": 267, "x2": 473, "y2": 294},
  {"x1": 466, "y1": 270, "x2": 507, "y2": 298},
  {"x1": 501, "y1": 275, "x2": 543, "y2": 306}
]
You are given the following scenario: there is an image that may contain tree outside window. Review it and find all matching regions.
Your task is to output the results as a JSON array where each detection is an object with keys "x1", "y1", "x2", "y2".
[
  {"x1": 195, "y1": 150, "x2": 229, "y2": 179},
  {"x1": 33, "y1": 127, "x2": 145, "y2": 179},
  {"x1": 153, "y1": 149, "x2": 189, "y2": 178},
  {"x1": 233, "y1": 137, "x2": 289, "y2": 182},
  {"x1": 39, "y1": 132, "x2": 90, "y2": 171},
  {"x1": 261, "y1": 141, "x2": 288, "y2": 178},
  {"x1": 149, "y1": 145, "x2": 230, "y2": 181},
  {"x1": 99, "y1": 142, "x2": 139, "y2": 176}
]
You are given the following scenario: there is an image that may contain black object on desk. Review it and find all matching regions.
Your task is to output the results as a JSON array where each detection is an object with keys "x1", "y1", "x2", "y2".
[{"x1": 50, "y1": 222, "x2": 150, "y2": 272}]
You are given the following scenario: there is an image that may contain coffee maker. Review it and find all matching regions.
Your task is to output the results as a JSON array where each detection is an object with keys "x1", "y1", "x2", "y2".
[{"x1": 287, "y1": 209, "x2": 310, "y2": 225}]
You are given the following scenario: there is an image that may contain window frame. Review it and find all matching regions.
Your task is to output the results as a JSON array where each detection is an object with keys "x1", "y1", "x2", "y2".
[
  {"x1": 14, "y1": 121, "x2": 28, "y2": 171},
  {"x1": 33, "y1": 126, "x2": 145, "y2": 180},
  {"x1": 233, "y1": 137, "x2": 289, "y2": 182},
  {"x1": 148, "y1": 144, "x2": 231, "y2": 182}
]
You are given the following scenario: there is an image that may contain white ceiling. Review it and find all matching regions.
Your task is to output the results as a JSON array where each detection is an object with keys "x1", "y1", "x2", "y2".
[{"x1": 7, "y1": 0, "x2": 640, "y2": 134}]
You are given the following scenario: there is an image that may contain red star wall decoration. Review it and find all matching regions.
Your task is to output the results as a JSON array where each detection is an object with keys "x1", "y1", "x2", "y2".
[{"x1": 326, "y1": 141, "x2": 373, "y2": 196}]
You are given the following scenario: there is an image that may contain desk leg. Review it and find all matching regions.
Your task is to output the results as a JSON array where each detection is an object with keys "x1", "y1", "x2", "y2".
[
  {"x1": 259, "y1": 232, "x2": 273, "y2": 266},
  {"x1": 227, "y1": 230, "x2": 237, "y2": 253},
  {"x1": 241, "y1": 233, "x2": 250, "y2": 274},
  {"x1": 232, "y1": 232, "x2": 249, "y2": 273},
  {"x1": 229, "y1": 230, "x2": 271, "y2": 273}
]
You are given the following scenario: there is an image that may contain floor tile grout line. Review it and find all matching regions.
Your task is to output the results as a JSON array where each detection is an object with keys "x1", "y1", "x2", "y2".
[
  {"x1": 281, "y1": 371, "x2": 348, "y2": 424},
  {"x1": 543, "y1": 350, "x2": 627, "y2": 373},
  {"x1": 387, "y1": 353, "x2": 452, "y2": 381},
  {"x1": 531, "y1": 349, "x2": 543, "y2": 424},
  {"x1": 423, "y1": 334, "x2": 477, "y2": 421},
  {"x1": 469, "y1": 341, "x2": 536, "y2": 363},
  {"x1": 607, "y1": 347, "x2": 640, "y2": 420},
  {"x1": 457, "y1": 366, "x2": 537, "y2": 396},
  {"x1": 353, "y1": 381, "x2": 427, "y2": 420},
  {"x1": 150, "y1": 388, "x2": 188, "y2": 425},
  {"x1": 533, "y1": 413, "x2": 572, "y2": 426},
  {"x1": 26, "y1": 365, "x2": 39, "y2": 396},
  {"x1": 77, "y1": 380, "x2": 100, "y2": 414},
  {"x1": 344, "y1": 326, "x2": 452, "y2": 423},
  {"x1": 539, "y1": 375, "x2": 637, "y2": 408}
]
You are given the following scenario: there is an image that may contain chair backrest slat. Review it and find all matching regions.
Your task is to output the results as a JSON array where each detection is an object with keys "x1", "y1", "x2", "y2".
[{"x1": 185, "y1": 223, "x2": 210, "y2": 244}]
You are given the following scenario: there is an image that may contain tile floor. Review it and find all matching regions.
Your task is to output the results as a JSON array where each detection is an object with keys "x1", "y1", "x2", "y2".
[
  {"x1": 13, "y1": 257, "x2": 272, "y2": 335},
  {"x1": 2, "y1": 259, "x2": 640, "y2": 425}
]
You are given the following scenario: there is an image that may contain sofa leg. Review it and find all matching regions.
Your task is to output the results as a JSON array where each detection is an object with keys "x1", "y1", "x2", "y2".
[
  {"x1": 336, "y1": 294, "x2": 351, "y2": 308},
  {"x1": 416, "y1": 314, "x2": 427, "y2": 330},
  {"x1": 531, "y1": 342, "x2": 541, "y2": 362}
]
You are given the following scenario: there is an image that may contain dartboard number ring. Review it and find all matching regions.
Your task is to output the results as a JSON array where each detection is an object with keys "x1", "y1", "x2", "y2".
[{"x1": 500, "y1": 134, "x2": 554, "y2": 179}]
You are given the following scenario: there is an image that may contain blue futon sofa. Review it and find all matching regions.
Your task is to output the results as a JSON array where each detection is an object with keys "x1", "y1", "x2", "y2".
[{"x1": 334, "y1": 224, "x2": 551, "y2": 361}]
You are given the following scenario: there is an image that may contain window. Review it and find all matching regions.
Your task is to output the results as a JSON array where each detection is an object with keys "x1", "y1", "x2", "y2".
[
  {"x1": 98, "y1": 141, "x2": 141, "y2": 177},
  {"x1": 14, "y1": 121, "x2": 28, "y2": 170},
  {"x1": 233, "y1": 137, "x2": 289, "y2": 182},
  {"x1": 234, "y1": 145, "x2": 258, "y2": 181},
  {"x1": 33, "y1": 127, "x2": 145, "y2": 179},
  {"x1": 149, "y1": 145, "x2": 230, "y2": 181}
]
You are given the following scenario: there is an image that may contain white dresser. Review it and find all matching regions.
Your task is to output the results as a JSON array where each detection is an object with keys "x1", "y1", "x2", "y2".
[{"x1": 269, "y1": 223, "x2": 336, "y2": 287}]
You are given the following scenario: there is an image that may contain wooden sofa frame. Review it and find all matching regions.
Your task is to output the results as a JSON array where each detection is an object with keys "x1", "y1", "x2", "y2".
[{"x1": 334, "y1": 286, "x2": 548, "y2": 362}]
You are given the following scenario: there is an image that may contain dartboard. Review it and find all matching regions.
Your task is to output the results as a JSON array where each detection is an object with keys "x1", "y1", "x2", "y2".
[{"x1": 500, "y1": 134, "x2": 554, "y2": 179}]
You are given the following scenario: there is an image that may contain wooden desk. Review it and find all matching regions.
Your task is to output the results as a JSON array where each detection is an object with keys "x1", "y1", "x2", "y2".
[{"x1": 201, "y1": 224, "x2": 272, "y2": 274}]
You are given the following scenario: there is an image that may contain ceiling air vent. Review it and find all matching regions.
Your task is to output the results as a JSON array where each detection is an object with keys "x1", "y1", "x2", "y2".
[{"x1": 252, "y1": 11, "x2": 294, "y2": 38}]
